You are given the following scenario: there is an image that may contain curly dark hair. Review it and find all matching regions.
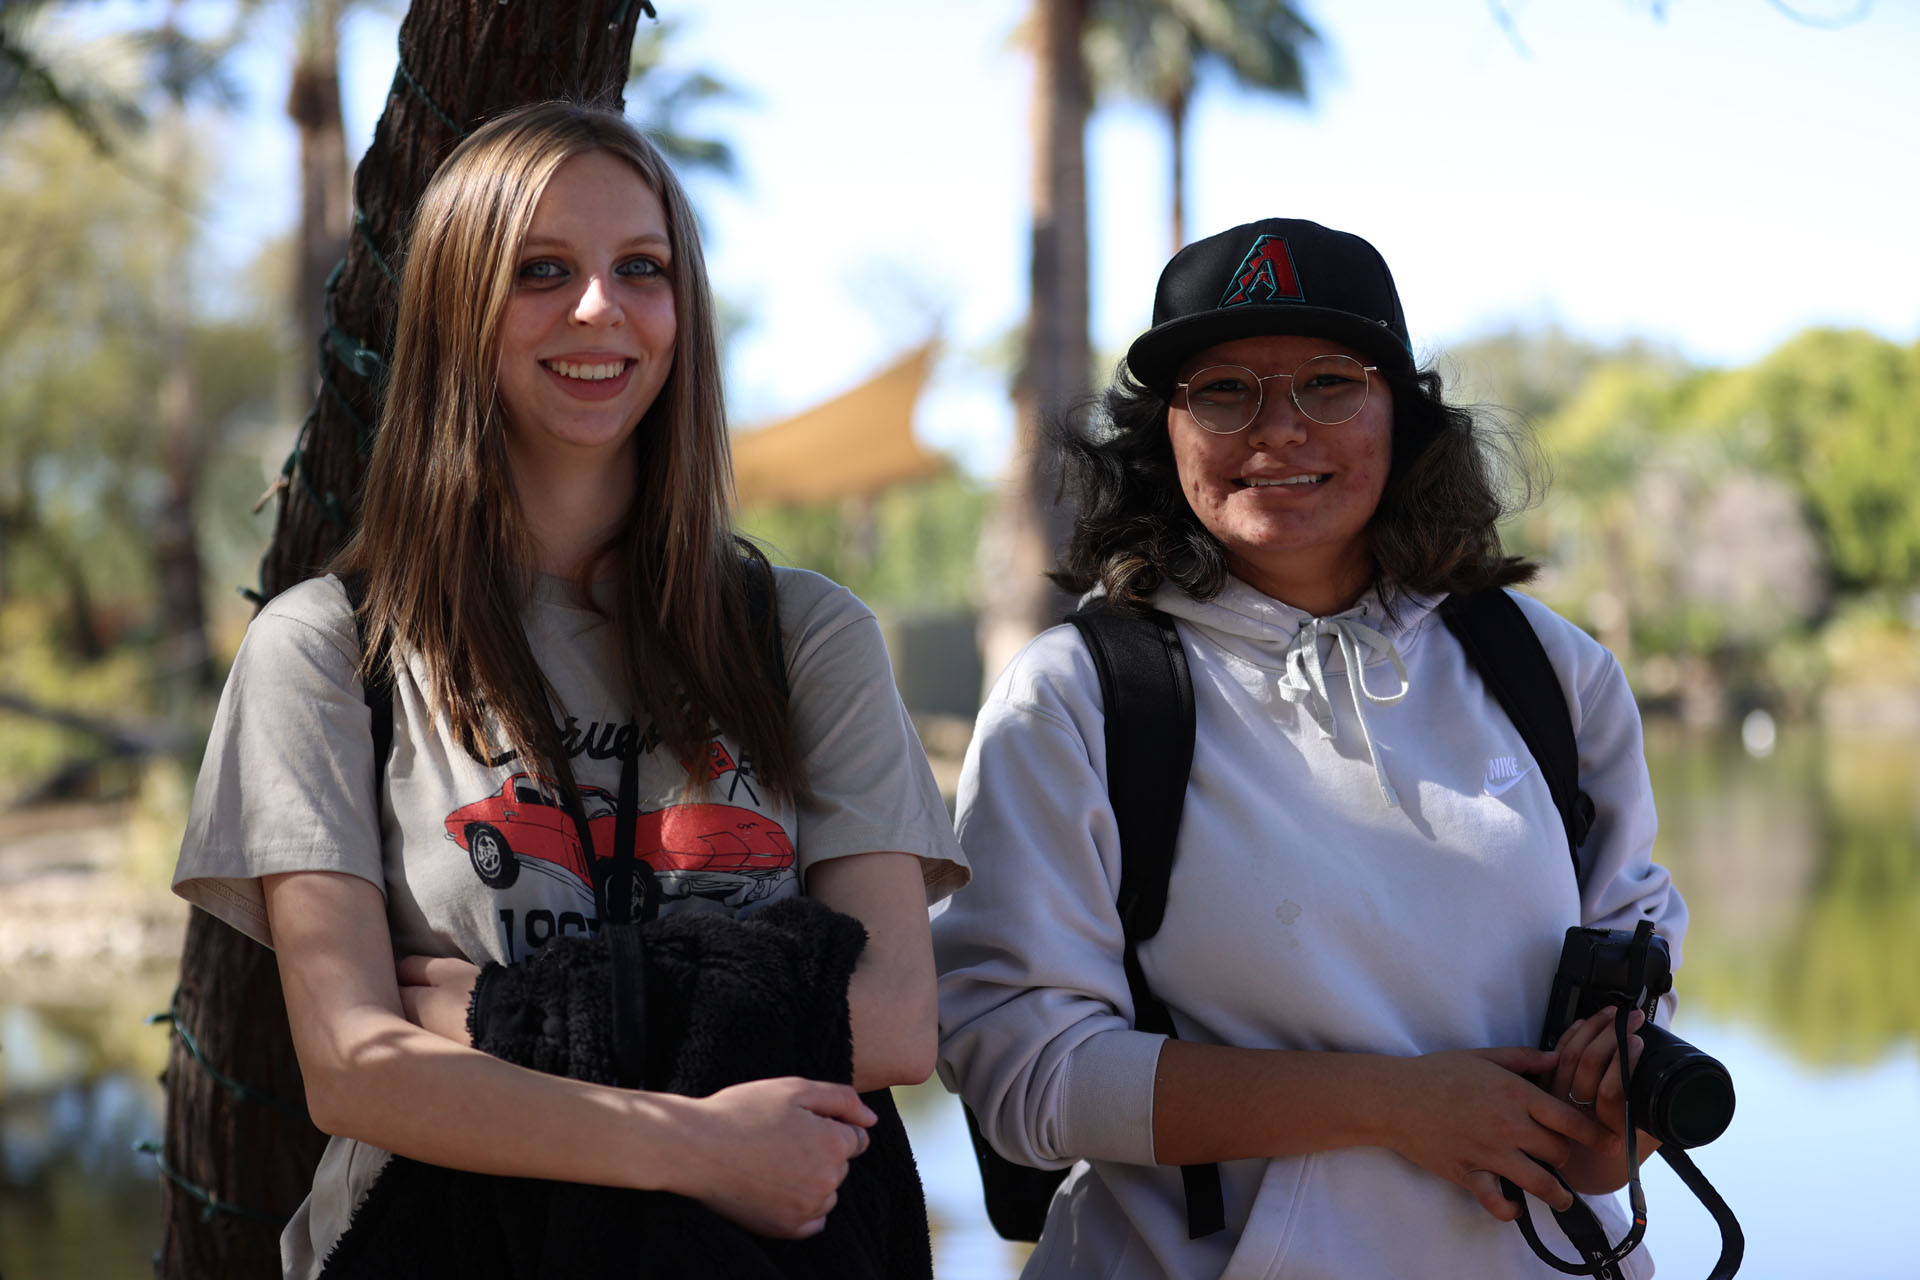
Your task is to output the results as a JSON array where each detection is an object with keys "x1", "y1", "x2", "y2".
[{"x1": 1048, "y1": 361, "x2": 1542, "y2": 612}]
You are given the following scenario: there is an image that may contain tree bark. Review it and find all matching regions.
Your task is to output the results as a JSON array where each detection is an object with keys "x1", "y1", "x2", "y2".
[
  {"x1": 157, "y1": 5, "x2": 647, "y2": 1276},
  {"x1": 978, "y1": 0, "x2": 1089, "y2": 687}
]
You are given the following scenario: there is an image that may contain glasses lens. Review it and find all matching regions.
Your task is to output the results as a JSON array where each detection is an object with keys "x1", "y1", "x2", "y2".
[
  {"x1": 1185, "y1": 365, "x2": 1260, "y2": 434},
  {"x1": 1291, "y1": 355, "x2": 1369, "y2": 425}
]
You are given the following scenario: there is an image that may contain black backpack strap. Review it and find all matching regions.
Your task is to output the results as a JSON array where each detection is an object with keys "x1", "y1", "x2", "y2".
[
  {"x1": 740, "y1": 552, "x2": 789, "y2": 701},
  {"x1": 1437, "y1": 589, "x2": 1595, "y2": 869},
  {"x1": 1067, "y1": 605, "x2": 1194, "y2": 947},
  {"x1": 1068, "y1": 603, "x2": 1225, "y2": 1240},
  {"x1": 341, "y1": 572, "x2": 394, "y2": 795},
  {"x1": 960, "y1": 1103, "x2": 1066, "y2": 1243}
]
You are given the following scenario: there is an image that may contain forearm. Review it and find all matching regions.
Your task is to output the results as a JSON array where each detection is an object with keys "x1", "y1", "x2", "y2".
[
  {"x1": 1151, "y1": 1037, "x2": 1614, "y2": 1222},
  {"x1": 299, "y1": 1001, "x2": 702, "y2": 1190},
  {"x1": 266, "y1": 869, "x2": 717, "y2": 1194},
  {"x1": 1150, "y1": 1039, "x2": 1402, "y2": 1165},
  {"x1": 809, "y1": 851, "x2": 938, "y2": 1090},
  {"x1": 846, "y1": 958, "x2": 936, "y2": 1091}
]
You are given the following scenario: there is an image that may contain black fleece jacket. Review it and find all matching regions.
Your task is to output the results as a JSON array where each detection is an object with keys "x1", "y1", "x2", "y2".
[{"x1": 316, "y1": 896, "x2": 932, "y2": 1280}]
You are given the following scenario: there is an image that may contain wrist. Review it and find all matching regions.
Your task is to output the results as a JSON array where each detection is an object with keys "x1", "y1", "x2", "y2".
[
  {"x1": 1344, "y1": 1053, "x2": 1406, "y2": 1149},
  {"x1": 603, "y1": 1088, "x2": 704, "y2": 1194}
]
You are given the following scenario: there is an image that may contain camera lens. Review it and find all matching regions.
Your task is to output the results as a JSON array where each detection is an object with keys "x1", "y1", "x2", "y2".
[
  {"x1": 1631, "y1": 1023, "x2": 1736, "y2": 1148},
  {"x1": 1661, "y1": 1070, "x2": 1737, "y2": 1148}
]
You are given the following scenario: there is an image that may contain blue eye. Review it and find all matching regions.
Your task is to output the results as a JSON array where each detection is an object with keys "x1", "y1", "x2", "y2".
[
  {"x1": 518, "y1": 259, "x2": 566, "y2": 282},
  {"x1": 616, "y1": 256, "x2": 667, "y2": 280}
]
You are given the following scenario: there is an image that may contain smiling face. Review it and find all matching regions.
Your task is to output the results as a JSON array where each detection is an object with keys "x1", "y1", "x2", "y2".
[
  {"x1": 1168, "y1": 333, "x2": 1393, "y2": 615},
  {"x1": 493, "y1": 149, "x2": 678, "y2": 475}
]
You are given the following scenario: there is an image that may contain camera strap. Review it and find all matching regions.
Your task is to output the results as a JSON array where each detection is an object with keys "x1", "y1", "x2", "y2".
[
  {"x1": 1511, "y1": 1144, "x2": 1744, "y2": 1279},
  {"x1": 1509, "y1": 920, "x2": 1743, "y2": 1279},
  {"x1": 1521, "y1": 1197, "x2": 1627, "y2": 1280},
  {"x1": 1656, "y1": 1146, "x2": 1746, "y2": 1280},
  {"x1": 1506, "y1": 929, "x2": 1658, "y2": 1277}
]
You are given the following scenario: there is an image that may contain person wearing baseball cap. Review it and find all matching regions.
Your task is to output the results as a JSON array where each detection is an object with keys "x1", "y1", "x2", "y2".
[{"x1": 937, "y1": 220, "x2": 1686, "y2": 1277}]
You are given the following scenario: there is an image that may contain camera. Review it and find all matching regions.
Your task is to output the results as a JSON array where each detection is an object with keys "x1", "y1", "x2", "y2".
[{"x1": 1540, "y1": 924, "x2": 1735, "y2": 1149}]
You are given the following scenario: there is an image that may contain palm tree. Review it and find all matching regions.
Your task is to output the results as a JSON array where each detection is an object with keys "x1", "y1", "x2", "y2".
[
  {"x1": 1085, "y1": 0, "x2": 1318, "y2": 250},
  {"x1": 977, "y1": 0, "x2": 1091, "y2": 685},
  {"x1": 288, "y1": 0, "x2": 352, "y2": 398},
  {"x1": 978, "y1": 0, "x2": 1319, "y2": 677}
]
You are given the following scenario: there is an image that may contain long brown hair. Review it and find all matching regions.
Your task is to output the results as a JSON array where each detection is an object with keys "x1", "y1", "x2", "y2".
[{"x1": 333, "y1": 101, "x2": 803, "y2": 799}]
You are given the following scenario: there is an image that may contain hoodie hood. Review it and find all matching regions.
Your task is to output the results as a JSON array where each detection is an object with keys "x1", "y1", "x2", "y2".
[
  {"x1": 1148, "y1": 577, "x2": 1445, "y2": 807},
  {"x1": 1147, "y1": 576, "x2": 1442, "y2": 666}
]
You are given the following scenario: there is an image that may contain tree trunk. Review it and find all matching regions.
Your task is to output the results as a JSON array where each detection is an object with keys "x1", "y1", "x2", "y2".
[
  {"x1": 157, "y1": 5, "x2": 647, "y2": 1277},
  {"x1": 153, "y1": 95, "x2": 215, "y2": 697},
  {"x1": 1166, "y1": 81, "x2": 1188, "y2": 254},
  {"x1": 50, "y1": 539, "x2": 105, "y2": 662},
  {"x1": 288, "y1": 0, "x2": 352, "y2": 399},
  {"x1": 978, "y1": 0, "x2": 1089, "y2": 687}
]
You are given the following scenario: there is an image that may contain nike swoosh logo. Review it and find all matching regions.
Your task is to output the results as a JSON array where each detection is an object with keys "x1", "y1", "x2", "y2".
[{"x1": 1484, "y1": 757, "x2": 1537, "y2": 797}]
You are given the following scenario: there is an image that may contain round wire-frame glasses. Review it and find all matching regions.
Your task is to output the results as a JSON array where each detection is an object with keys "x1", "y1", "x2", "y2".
[{"x1": 1175, "y1": 354, "x2": 1379, "y2": 434}]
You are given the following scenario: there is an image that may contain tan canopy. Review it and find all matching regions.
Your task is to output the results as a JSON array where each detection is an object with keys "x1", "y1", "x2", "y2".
[{"x1": 730, "y1": 341, "x2": 947, "y2": 506}]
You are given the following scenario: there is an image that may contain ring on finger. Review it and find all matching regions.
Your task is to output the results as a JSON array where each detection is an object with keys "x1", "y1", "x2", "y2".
[{"x1": 1567, "y1": 1090, "x2": 1596, "y2": 1111}]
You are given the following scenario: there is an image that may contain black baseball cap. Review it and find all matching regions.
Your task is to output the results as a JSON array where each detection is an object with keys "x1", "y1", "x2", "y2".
[{"x1": 1125, "y1": 218, "x2": 1415, "y2": 392}]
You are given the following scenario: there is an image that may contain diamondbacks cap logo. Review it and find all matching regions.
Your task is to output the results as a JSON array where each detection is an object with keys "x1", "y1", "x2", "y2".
[{"x1": 1220, "y1": 234, "x2": 1305, "y2": 308}]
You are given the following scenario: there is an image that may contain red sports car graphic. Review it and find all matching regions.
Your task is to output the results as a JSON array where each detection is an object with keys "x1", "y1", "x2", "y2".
[{"x1": 443, "y1": 772, "x2": 794, "y2": 907}]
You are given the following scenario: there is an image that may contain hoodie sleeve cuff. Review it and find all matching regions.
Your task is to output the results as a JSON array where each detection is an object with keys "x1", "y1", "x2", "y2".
[{"x1": 1056, "y1": 1028, "x2": 1168, "y2": 1167}]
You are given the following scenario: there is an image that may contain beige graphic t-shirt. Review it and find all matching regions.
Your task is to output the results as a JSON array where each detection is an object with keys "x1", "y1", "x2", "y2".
[{"x1": 173, "y1": 567, "x2": 967, "y2": 1278}]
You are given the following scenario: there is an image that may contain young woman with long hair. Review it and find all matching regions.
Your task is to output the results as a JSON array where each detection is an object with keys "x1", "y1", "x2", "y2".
[{"x1": 174, "y1": 102, "x2": 965, "y2": 1277}]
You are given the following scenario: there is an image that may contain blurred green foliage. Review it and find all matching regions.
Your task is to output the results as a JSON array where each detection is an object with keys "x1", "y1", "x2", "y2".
[
  {"x1": 1729, "y1": 330, "x2": 1920, "y2": 590},
  {"x1": 0, "y1": 113, "x2": 289, "y2": 797},
  {"x1": 0, "y1": 599, "x2": 157, "y2": 807},
  {"x1": 1447, "y1": 325, "x2": 1920, "y2": 718},
  {"x1": 1, "y1": 116, "x2": 174, "y2": 619},
  {"x1": 1445, "y1": 324, "x2": 1687, "y2": 426},
  {"x1": 739, "y1": 472, "x2": 991, "y2": 617}
]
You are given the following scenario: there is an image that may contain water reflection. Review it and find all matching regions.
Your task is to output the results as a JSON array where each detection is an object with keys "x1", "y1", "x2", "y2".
[
  {"x1": 0, "y1": 1006, "x2": 163, "y2": 1280},
  {"x1": 1, "y1": 729, "x2": 1915, "y2": 1278},
  {"x1": 1649, "y1": 726, "x2": 1920, "y2": 1064}
]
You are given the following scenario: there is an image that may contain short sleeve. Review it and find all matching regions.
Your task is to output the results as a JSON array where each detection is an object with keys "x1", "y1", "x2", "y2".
[
  {"x1": 774, "y1": 568, "x2": 969, "y2": 903},
  {"x1": 171, "y1": 577, "x2": 386, "y2": 947}
]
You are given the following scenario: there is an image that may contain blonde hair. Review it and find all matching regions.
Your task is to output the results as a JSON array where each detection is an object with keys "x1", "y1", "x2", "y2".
[{"x1": 335, "y1": 101, "x2": 802, "y2": 799}]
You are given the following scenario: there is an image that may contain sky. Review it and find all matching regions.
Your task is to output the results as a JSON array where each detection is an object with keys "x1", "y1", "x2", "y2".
[{"x1": 180, "y1": 0, "x2": 1920, "y2": 475}]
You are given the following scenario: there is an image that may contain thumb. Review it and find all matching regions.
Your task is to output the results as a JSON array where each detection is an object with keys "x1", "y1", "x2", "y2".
[
  {"x1": 395, "y1": 954, "x2": 432, "y2": 985},
  {"x1": 1463, "y1": 1170, "x2": 1522, "y2": 1221},
  {"x1": 799, "y1": 1082, "x2": 877, "y2": 1129}
]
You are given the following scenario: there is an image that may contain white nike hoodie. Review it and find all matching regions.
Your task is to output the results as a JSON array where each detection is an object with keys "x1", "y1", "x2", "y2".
[{"x1": 935, "y1": 579, "x2": 1686, "y2": 1279}]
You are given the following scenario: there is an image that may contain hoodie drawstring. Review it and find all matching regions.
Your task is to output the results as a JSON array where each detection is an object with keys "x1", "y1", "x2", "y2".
[{"x1": 1277, "y1": 615, "x2": 1410, "y2": 807}]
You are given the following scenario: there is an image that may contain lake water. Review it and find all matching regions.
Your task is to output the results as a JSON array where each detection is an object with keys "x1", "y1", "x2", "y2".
[{"x1": 3, "y1": 726, "x2": 1915, "y2": 1279}]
